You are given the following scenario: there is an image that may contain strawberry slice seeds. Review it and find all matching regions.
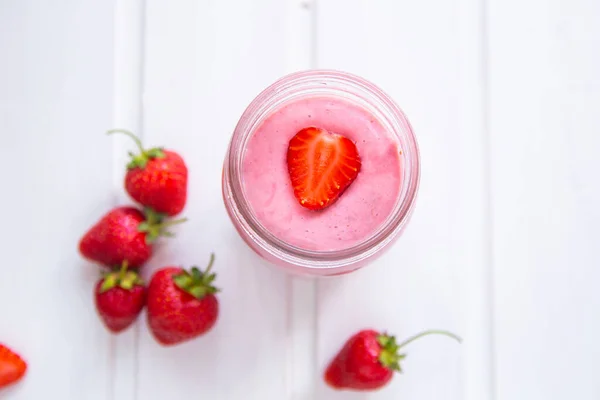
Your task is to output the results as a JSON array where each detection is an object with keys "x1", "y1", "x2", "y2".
[{"x1": 287, "y1": 127, "x2": 361, "y2": 211}]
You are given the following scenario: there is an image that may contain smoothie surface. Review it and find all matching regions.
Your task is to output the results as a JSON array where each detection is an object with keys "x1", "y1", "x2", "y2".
[{"x1": 241, "y1": 96, "x2": 402, "y2": 251}]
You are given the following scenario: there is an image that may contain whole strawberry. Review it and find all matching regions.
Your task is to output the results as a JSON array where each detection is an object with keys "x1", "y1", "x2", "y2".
[
  {"x1": 324, "y1": 329, "x2": 461, "y2": 391},
  {"x1": 0, "y1": 344, "x2": 27, "y2": 389},
  {"x1": 79, "y1": 206, "x2": 186, "y2": 268},
  {"x1": 108, "y1": 129, "x2": 188, "y2": 216},
  {"x1": 95, "y1": 261, "x2": 146, "y2": 333},
  {"x1": 147, "y1": 254, "x2": 219, "y2": 346}
]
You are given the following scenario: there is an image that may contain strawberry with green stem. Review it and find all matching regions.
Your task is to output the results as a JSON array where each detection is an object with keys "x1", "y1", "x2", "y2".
[
  {"x1": 79, "y1": 206, "x2": 187, "y2": 268},
  {"x1": 325, "y1": 329, "x2": 461, "y2": 391},
  {"x1": 95, "y1": 260, "x2": 146, "y2": 333},
  {"x1": 108, "y1": 129, "x2": 188, "y2": 216},
  {"x1": 147, "y1": 253, "x2": 220, "y2": 346}
]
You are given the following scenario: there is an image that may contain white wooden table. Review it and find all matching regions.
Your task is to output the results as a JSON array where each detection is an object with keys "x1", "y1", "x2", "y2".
[{"x1": 1, "y1": 0, "x2": 599, "y2": 399}]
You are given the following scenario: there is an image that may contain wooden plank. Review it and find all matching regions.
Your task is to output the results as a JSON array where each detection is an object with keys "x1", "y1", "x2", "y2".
[
  {"x1": 0, "y1": 0, "x2": 116, "y2": 398},
  {"x1": 314, "y1": 0, "x2": 489, "y2": 398},
  {"x1": 136, "y1": 1, "x2": 292, "y2": 398},
  {"x1": 455, "y1": 0, "x2": 495, "y2": 398},
  {"x1": 488, "y1": 0, "x2": 600, "y2": 398},
  {"x1": 111, "y1": 0, "x2": 146, "y2": 399},
  {"x1": 284, "y1": 1, "x2": 319, "y2": 399}
]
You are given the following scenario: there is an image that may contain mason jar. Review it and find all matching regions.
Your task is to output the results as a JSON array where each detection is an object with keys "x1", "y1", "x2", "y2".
[{"x1": 222, "y1": 70, "x2": 420, "y2": 276}]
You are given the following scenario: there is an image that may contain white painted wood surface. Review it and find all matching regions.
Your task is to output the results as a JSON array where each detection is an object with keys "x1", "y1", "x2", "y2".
[
  {"x1": 489, "y1": 0, "x2": 600, "y2": 398},
  {"x1": 0, "y1": 1, "x2": 115, "y2": 399},
  {"x1": 0, "y1": 0, "x2": 598, "y2": 399}
]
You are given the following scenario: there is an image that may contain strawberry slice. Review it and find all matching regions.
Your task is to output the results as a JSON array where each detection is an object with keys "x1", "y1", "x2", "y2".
[{"x1": 287, "y1": 127, "x2": 361, "y2": 211}]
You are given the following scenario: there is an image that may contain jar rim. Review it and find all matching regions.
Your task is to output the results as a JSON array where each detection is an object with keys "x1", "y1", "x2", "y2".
[{"x1": 223, "y1": 69, "x2": 420, "y2": 270}]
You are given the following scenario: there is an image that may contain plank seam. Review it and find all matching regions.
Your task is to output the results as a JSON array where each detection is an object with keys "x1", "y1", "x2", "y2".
[
  {"x1": 481, "y1": 0, "x2": 497, "y2": 397},
  {"x1": 286, "y1": 0, "x2": 320, "y2": 398},
  {"x1": 111, "y1": 0, "x2": 146, "y2": 399}
]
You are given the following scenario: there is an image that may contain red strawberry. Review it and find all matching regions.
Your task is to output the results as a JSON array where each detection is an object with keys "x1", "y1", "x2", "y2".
[
  {"x1": 94, "y1": 261, "x2": 146, "y2": 333},
  {"x1": 0, "y1": 344, "x2": 27, "y2": 389},
  {"x1": 108, "y1": 129, "x2": 188, "y2": 216},
  {"x1": 287, "y1": 127, "x2": 361, "y2": 210},
  {"x1": 147, "y1": 254, "x2": 219, "y2": 346},
  {"x1": 79, "y1": 206, "x2": 186, "y2": 268},
  {"x1": 325, "y1": 329, "x2": 461, "y2": 391}
]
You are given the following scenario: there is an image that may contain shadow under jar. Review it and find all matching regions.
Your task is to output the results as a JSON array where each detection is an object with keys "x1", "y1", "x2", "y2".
[{"x1": 222, "y1": 70, "x2": 420, "y2": 277}]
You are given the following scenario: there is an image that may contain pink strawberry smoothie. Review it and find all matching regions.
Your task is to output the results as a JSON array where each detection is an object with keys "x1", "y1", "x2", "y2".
[{"x1": 241, "y1": 96, "x2": 403, "y2": 251}]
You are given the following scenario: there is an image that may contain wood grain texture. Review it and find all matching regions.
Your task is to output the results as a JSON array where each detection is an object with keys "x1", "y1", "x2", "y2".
[
  {"x1": 488, "y1": 0, "x2": 600, "y2": 398},
  {"x1": 0, "y1": 0, "x2": 116, "y2": 398}
]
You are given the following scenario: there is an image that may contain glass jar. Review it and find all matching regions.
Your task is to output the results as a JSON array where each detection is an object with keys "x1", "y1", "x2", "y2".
[{"x1": 222, "y1": 70, "x2": 420, "y2": 276}]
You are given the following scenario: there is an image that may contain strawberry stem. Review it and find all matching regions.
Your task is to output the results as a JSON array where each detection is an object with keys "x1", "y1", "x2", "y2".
[
  {"x1": 139, "y1": 217, "x2": 188, "y2": 243},
  {"x1": 173, "y1": 255, "x2": 219, "y2": 299},
  {"x1": 377, "y1": 329, "x2": 461, "y2": 372},
  {"x1": 107, "y1": 129, "x2": 145, "y2": 154},
  {"x1": 397, "y1": 330, "x2": 462, "y2": 349},
  {"x1": 100, "y1": 275, "x2": 117, "y2": 293},
  {"x1": 107, "y1": 129, "x2": 165, "y2": 169},
  {"x1": 100, "y1": 260, "x2": 142, "y2": 293},
  {"x1": 205, "y1": 253, "x2": 215, "y2": 274},
  {"x1": 119, "y1": 260, "x2": 129, "y2": 276},
  {"x1": 155, "y1": 217, "x2": 188, "y2": 230}
]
